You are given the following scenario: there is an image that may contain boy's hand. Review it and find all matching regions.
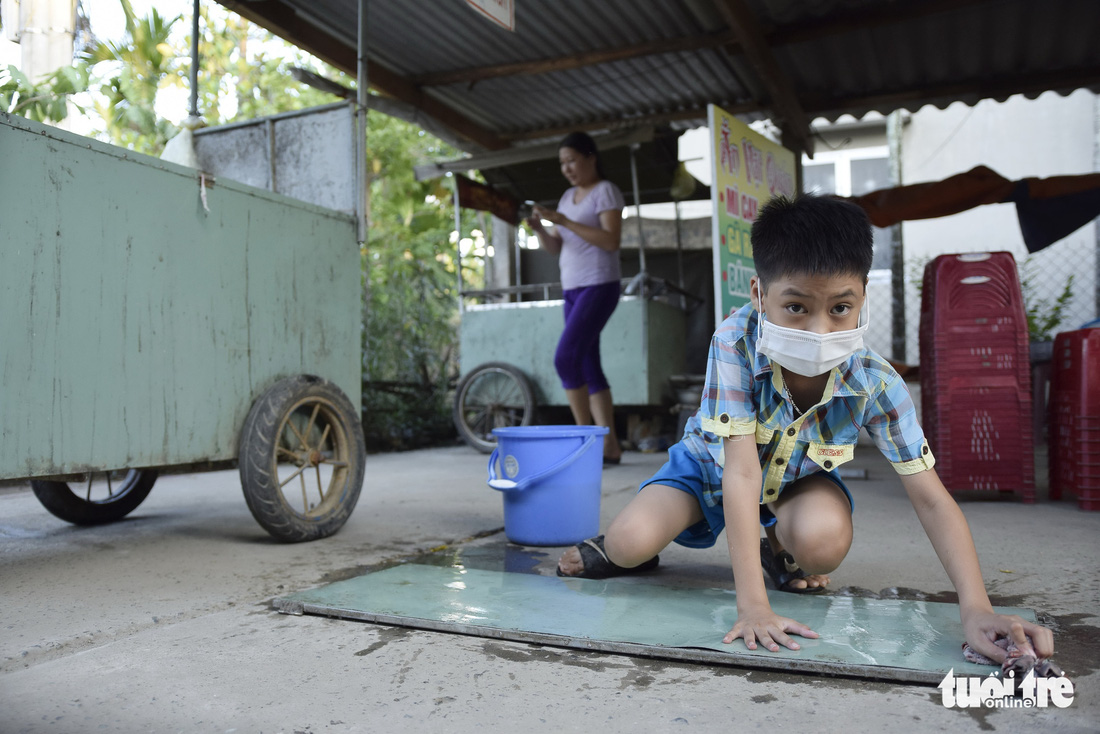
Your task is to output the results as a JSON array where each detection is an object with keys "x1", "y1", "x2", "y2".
[
  {"x1": 962, "y1": 609, "x2": 1055, "y2": 663},
  {"x1": 724, "y1": 605, "x2": 819, "y2": 652}
]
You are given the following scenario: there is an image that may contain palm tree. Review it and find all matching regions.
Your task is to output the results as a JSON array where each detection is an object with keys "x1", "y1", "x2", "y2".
[{"x1": 83, "y1": 3, "x2": 182, "y2": 153}]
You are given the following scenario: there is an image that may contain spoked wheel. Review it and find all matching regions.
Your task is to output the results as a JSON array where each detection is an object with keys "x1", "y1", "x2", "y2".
[
  {"x1": 31, "y1": 469, "x2": 158, "y2": 525},
  {"x1": 453, "y1": 361, "x2": 536, "y2": 453},
  {"x1": 239, "y1": 375, "x2": 366, "y2": 542}
]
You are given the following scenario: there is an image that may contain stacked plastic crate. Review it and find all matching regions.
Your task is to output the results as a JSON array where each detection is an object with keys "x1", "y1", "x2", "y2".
[
  {"x1": 1049, "y1": 328, "x2": 1100, "y2": 510},
  {"x1": 919, "y1": 252, "x2": 1035, "y2": 502}
]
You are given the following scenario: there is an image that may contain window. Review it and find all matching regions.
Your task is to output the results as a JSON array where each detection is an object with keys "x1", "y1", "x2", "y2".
[{"x1": 802, "y1": 147, "x2": 892, "y2": 270}]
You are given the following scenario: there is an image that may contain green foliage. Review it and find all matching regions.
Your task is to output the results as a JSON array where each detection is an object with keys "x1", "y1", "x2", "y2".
[
  {"x1": 82, "y1": 6, "x2": 181, "y2": 153},
  {"x1": 188, "y1": 9, "x2": 349, "y2": 123},
  {"x1": 1, "y1": 64, "x2": 89, "y2": 122},
  {"x1": 360, "y1": 113, "x2": 475, "y2": 450},
  {"x1": 1020, "y1": 259, "x2": 1075, "y2": 342},
  {"x1": 11, "y1": 3, "x2": 346, "y2": 155}
]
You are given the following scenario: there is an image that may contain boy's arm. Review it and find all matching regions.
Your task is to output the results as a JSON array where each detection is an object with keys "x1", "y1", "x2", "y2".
[
  {"x1": 721, "y1": 435, "x2": 819, "y2": 651},
  {"x1": 899, "y1": 468, "x2": 1054, "y2": 662}
]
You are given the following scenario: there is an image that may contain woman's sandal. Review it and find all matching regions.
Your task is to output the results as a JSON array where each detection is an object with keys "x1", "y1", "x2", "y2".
[
  {"x1": 759, "y1": 538, "x2": 826, "y2": 594},
  {"x1": 556, "y1": 535, "x2": 659, "y2": 579}
]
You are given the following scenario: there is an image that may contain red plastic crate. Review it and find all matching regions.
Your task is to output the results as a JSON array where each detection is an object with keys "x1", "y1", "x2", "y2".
[
  {"x1": 921, "y1": 252, "x2": 1027, "y2": 320},
  {"x1": 924, "y1": 390, "x2": 1032, "y2": 414},
  {"x1": 1047, "y1": 328, "x2": 1100, "y2": 508},
  {"x1": 1050, "y1": 329, "x2": 1100, "y2": 414},
  {"x1": 925, "y1": 347, "x2": 1025, "y2": 368},
  {"x1": 919, "y1": 253, "x2": 1035, "y2": 502}
]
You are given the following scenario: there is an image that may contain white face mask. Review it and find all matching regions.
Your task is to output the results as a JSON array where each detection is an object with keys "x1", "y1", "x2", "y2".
[{"x1": 756, "y1": 291, "x2": 869, "y2": 377}]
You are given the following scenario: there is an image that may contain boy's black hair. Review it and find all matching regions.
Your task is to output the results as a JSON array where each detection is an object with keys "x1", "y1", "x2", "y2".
[
  {"x1": 750, "y1": 193, "x2": 873, "y2": 290},
  {"x1": 559, "y1": 131, "x2": 607, "y2": 180}
]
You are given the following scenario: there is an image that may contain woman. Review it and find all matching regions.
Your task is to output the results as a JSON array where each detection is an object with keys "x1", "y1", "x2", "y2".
[{"x1": 526, "y1": 132, "x2": 625, "y2": 464}]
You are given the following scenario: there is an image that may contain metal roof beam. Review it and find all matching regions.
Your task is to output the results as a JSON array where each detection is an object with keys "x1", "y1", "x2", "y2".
[
  {"x1": 772, "y1": 0, "x2": 998, "y2": 46},
  {"x1": 410, "y1": 31, "x2": 735, "y2": 87},
  {"x1": 498, "y1": 107, "x2": 745, "y2": 143},
  {"x1": 217, "y1": 0, "x2": 509, "y2": 151},
  {"x1": 713, "y1": 0, "x2": 812, "y2": 156},
  {"x1": 410, "y1": 0, "x2": 996, "y2": 90},
  {"x1": 412, "y1": 127, "x2": 656, "y2": 180}
]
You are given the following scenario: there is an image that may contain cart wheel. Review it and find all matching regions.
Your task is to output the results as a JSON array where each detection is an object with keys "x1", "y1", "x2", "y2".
[
  {"x1": 239, "y1": 375, "x2": 366, "y2": 543},
  {"x1": 453, "y1": 361, "x2": 536, "y2": 453},
  {"x1": 31, "y1": 470, "x2": 158, "y2": 526}
]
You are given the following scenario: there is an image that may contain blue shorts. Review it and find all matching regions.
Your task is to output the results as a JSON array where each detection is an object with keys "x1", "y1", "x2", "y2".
[{"x1": 639, "y1": 442, "x2": 854, "y2": 549}]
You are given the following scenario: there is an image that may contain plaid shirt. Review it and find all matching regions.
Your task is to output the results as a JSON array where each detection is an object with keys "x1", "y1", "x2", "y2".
[{"x1": 682, "y1": 302, "x2": 935, "y2": 509}]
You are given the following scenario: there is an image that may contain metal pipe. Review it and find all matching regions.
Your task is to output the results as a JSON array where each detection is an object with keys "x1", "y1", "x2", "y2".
[
  {"x1": 887, "y1": 110, "x2": 906, "y2": 363},
  {"x1": 453, "y1": 175, "x2": 464, "y2": 314},
  {"x1": 356, "y1": 0, "x2": 370, "y2": 359},
  {"x1": 514, "y1": 225, "x2": 523, "y2": 300},
  {"x1": 266, "y1": 118, "x2": 276, "y2": 193},
  {"x1": 189, "y1": 0, "x2": 199, "y2": 119},
  {"x1": 629, "y1": 142, "x2": 647, "y2": 287},
  {"x1": 1095, "y1": 93, "x2": 1100, "y2": 319},
  {"x1": 356, "y1": 0, "x2": 369, "y2": 245},
  {"x1": 675, "y1": 200, "x2": 685, "y2": 310}
]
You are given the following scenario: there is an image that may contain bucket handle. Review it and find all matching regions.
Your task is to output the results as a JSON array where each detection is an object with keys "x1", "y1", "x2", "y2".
[{"x1": 487, "y1": 434, "x2": 600, "y2": 492}]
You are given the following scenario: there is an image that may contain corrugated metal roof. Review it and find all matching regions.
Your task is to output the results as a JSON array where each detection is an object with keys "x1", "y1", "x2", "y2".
[
  {"x1": 344, "y1": 0, "x2": 765, "y2": 136},
  {"x1": 220, "y1": 0, "x2": 1100, "y2": 152}
]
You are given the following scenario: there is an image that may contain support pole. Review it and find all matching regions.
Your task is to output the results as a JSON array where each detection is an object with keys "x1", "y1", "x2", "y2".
[
  {"x1": 355, "y1": 0, "x2": 370, "y2": 245},
  {"x1": 1095, "y1": 93, "x2": 1100, "y2": 319},
  {"x1": 357, "y1": 0, "x2": 370, "y2": 364},
  {"x1": 453, "y1": 176, "x2": 464, "y2": 314},
  {"x1": 514, "y1": 222, "x2": 523, "y2": 297},
  {"x1": 887, "y1": 110, "x2": 907, "y2": 363},
  {"x1": 629, "y1": 143, "x2": 647, "y2": 289},
  {"x1": 675, "y1": 200, "x2": 685, "y2": 310},
  {"x1": 18, "y1": 0, "x2": 76, "y2": 85},
  {"x1": 189, "y1": 0, "x2": 200, "y2": 119}
]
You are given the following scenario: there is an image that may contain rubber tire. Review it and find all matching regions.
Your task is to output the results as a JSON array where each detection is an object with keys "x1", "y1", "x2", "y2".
[
  {"x1": 239, "y1": 375, "x2": 366, "y2": 543},
  {"x1": 453, "y1": 361, "x2": 537, "y2": 454},
  {"x1": 31, "y1": 470, "x2": 158, "y2": 526}
]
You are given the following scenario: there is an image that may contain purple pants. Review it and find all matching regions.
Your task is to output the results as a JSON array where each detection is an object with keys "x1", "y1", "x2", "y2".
[{"x1": 555, "y1": 281, "x2": 620, "y2": 394}]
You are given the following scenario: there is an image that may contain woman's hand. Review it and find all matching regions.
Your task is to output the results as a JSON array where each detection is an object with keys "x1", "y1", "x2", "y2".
[
  {"x1": 724, "y1": 604, "x2": 819, "y2": 652},
  {"x1": 962, "y1": 609, "x2": 1054, "y2": 663},
  {"x1": 532, "y1": 203, "x2": 566, "y2": 226},
  {"x1": 524, "y1": 214, "x2": 546, "y2": 233}
]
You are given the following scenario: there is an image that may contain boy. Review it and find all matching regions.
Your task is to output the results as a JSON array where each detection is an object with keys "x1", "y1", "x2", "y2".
[{"x1": 557, "y1": 194, "x2": 1053, "y2": 665}]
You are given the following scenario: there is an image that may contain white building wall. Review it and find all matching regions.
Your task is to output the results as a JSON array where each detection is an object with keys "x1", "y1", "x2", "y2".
[{"x1": 900, "y1": 89, "x2": 1099, "y2": 358}]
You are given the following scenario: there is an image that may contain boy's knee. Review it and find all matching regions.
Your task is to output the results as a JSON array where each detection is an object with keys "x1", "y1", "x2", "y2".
[
  {"x1": 791, "y1": 543, "x2": 846, "y2": 574},
  {"x1": 605, "y1": 514, "x2": 665, "y2": 566},
  {"x1": 783, "y1": 517, "x2": 852, "y2": 574}
]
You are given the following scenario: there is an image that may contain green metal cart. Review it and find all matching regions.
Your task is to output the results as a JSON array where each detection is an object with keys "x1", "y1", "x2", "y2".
[
  {"x1": 1, "y1": 112, "x2": 365, "y2": 542},
  {"x1": 452, "y1": 278, "x2": 694, "y2": 453}
]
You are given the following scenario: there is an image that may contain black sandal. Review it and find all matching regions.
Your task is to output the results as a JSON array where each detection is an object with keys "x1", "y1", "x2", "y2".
[
  {"x1": 760, "y1": 538, "x2": 826, "y2": 594},
  {"x1": 556, "y1": 535, "x2": 659, "y2": 579}
]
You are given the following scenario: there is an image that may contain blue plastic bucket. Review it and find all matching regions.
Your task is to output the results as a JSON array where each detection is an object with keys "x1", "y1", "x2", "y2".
[{"x1": 487, "y1": 425, "x2": 608, "y2": 546}]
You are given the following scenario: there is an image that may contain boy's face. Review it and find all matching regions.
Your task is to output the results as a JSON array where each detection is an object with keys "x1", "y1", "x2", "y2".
[{"x1": 751, "y1": 273, "x2": 866, "y2": 334}]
